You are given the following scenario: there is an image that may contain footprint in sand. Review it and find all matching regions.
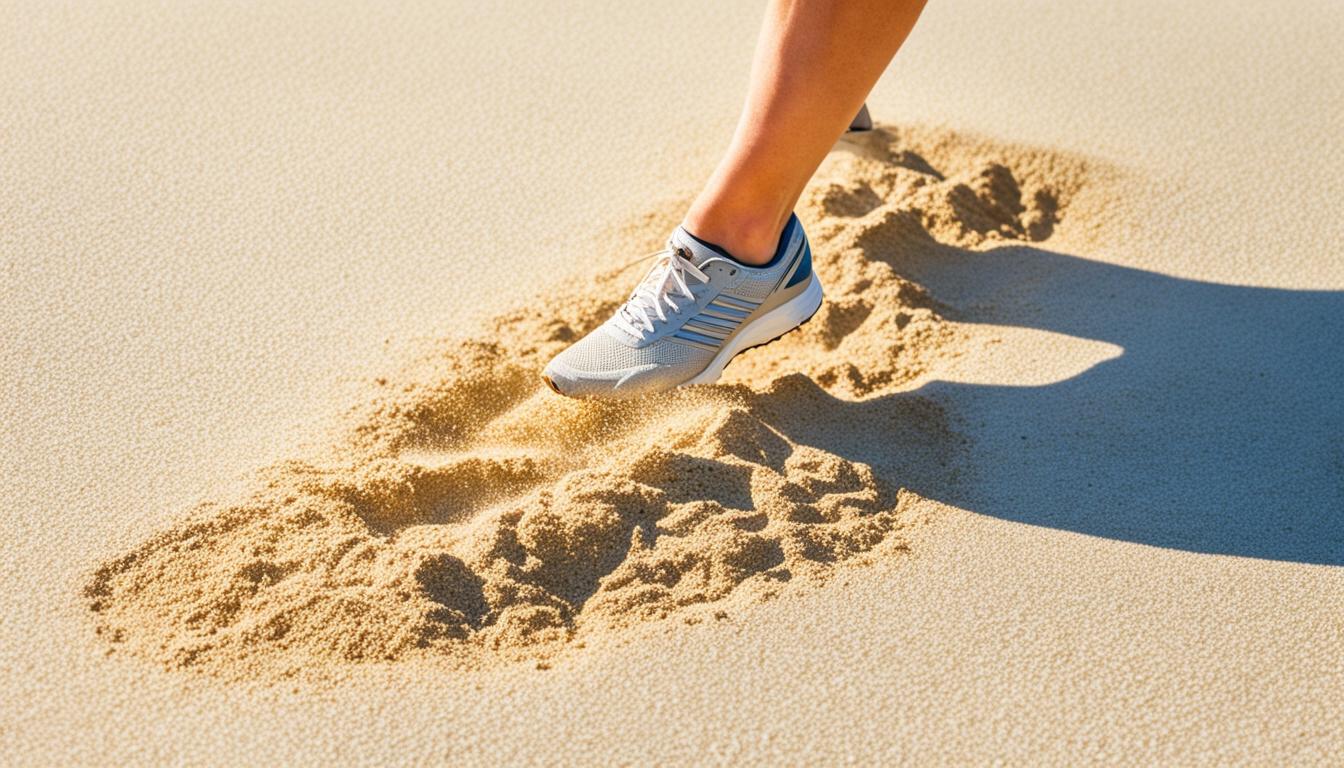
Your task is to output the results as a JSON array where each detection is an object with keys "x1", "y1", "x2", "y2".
[{"x1": 85, "y1": 125, "x2": 1094, "y2": 679}]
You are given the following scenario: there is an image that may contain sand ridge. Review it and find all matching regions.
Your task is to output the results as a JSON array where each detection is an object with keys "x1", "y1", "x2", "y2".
[{"x1": 85, "y1": 126, "x2": 1092, "y2": 679}]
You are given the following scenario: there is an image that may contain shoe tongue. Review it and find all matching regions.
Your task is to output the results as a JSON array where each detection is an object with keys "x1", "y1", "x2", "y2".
[{"x1": 669, "y1": 225, "x2": 729, "y2": 267}]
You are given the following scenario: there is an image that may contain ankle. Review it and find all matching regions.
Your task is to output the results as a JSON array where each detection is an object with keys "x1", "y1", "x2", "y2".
[{"x1": 682, "y1": 205, "x2": 792, "y2": 266}]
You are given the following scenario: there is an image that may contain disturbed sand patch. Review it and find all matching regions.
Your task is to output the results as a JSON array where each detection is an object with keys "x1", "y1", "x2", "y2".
[{"x1": 85, "y1": 126, "x2": 1093, "y2": 679}]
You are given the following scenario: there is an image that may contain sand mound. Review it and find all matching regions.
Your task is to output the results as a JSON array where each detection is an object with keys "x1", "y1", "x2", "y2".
[{"x1": 85, "y1": 126, "x2": 1092, "y2": 679}]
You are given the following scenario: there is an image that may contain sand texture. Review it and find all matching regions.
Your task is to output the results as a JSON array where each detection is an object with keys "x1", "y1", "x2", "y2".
[
  {"x1": 6, "y1": 1, "x2": 1343, "y2": 764},
  {"x1": 86, "y1": 127, "x2": 1085, "y2": 678}
]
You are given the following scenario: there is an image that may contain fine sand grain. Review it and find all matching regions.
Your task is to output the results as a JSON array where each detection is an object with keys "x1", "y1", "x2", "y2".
[
  {"x1": 8, "y1": 1, "x2": 1343, "y2": 763},
  {"x1": 86, "y1": 126, "x2": 1093, "y2": 679}
]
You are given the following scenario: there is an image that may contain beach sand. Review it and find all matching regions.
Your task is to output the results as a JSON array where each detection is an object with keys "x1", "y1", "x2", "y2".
[{"x1": 4, "y1": 1, "x2": 1343, "y2": 764}]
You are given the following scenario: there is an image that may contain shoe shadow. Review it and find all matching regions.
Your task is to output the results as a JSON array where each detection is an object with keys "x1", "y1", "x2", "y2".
[{"x1": 780, "y1": 243, "x2": 1344, "y2": 566}]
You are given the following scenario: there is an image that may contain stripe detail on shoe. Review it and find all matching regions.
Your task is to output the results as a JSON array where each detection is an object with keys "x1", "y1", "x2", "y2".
[
  {"x1": 683, "y1": 320, "x2": 730, "y2": 339},
  {"x1": 671, "y1": 330, "x2": 721, "y2": 349},
  {"x1": 702, "y1": 304, "x2": 749, "y2": 321},
  {"x1": 688, "y1": 313, "x2": 738, "y2": 330},
  {"x1": 713, "y1": 294, "x2": 760, "y2": 311}
]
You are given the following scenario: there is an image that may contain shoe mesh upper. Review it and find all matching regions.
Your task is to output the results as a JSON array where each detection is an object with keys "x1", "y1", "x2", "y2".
[
  {"x1": 729, "y1": 270, "x2": 778, "y2": 302},
  {"x1": 562, "y1": 328, "x2": 699, "y2": 370}
]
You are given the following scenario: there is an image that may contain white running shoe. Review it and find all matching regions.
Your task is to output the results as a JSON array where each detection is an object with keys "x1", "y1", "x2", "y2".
[{"x1": 542, "y1": 214, "x2": 823, "y2": 399}]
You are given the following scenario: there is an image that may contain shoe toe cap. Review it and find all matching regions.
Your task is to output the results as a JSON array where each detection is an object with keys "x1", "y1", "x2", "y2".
[{"x1": 541, "y1": 353, "x2": 616, "y2": 399}]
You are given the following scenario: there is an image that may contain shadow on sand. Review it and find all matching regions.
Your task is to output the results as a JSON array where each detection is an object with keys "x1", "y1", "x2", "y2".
[{"x1": 782, "y1": 244, "x2": 1343, "y2": 566}]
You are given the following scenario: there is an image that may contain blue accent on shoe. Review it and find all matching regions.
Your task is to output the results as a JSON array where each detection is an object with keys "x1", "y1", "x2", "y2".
[
  {"x1": 673, "y1": 329, "x2": 722, "y2": 346},
  {"x1": 783, "y1": 240, "x2": 812, "y2": 289},
  {"x1": 682, "y1": 213, "x2": 801, "y2": 269},
  {"x1": 767, "y1": 214, "x2": 801, "y2": 267}
]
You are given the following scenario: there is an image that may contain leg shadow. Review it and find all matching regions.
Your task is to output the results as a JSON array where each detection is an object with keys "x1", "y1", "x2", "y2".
[{"x1": 867, "y1": 244, "x2": 1344, "y2": 565}]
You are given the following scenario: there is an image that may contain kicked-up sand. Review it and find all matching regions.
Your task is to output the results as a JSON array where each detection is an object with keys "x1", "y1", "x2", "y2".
[
  {"x1": 86, "y1": 127, "x2": 1093, "y2": 678},
  {"x1": 4, "y1": 1, "x2": 1343, "y2": 764}
]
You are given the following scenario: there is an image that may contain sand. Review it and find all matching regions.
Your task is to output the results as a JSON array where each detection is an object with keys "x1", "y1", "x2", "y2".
[
  {"x1": 84, "y1": 127, "x2": 1087, "y2": 678},
  {"x1": 4, "y1": 0, "x2": 1343, "y2": 764}
]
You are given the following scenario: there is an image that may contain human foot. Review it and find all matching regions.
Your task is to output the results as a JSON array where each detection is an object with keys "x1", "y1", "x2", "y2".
[{"x1": 542, "y1": 215, "x2": 823, "y2": 399}]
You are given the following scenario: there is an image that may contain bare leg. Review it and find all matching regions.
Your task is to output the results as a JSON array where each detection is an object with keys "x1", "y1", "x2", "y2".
[{"x1": 684, "y1": 0, "x2": 927, "y2": 264}]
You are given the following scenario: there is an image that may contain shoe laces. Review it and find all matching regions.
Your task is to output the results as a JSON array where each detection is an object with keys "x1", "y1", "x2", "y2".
[{"x1": 612, "y1": 246, "x2": 709, "y2": 339}]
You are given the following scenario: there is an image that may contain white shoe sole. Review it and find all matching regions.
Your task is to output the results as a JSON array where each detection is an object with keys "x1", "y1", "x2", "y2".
[{"x1": 684, "y1": 273, "x2": 824, "y2": 387}]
